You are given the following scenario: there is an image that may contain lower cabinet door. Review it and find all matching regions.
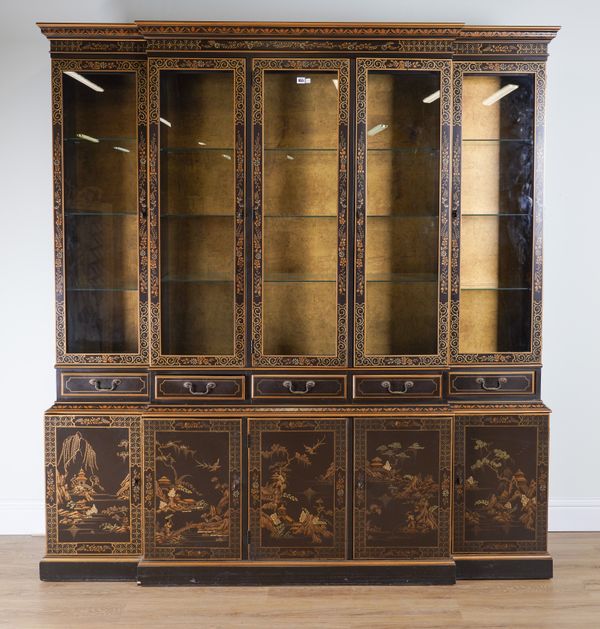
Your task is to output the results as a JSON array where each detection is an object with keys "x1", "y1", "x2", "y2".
[
  {"x1": 453, "y1": 414, "x2": 549, "y2": 553},
  {"x1": 354, "y1": 417, "x2": 452, "y2": 559},
  {"x1": 44, "y1": 414, "x2": 142, "y2": 556},
  {"x1": 143, "y1": 418, "x2": 242, "y2": 560},
  {"x1": 248, "y1": 418, "x2": 347, "y2": 560}
]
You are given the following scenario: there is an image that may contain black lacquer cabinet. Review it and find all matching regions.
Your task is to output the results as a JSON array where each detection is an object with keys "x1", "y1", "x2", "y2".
[{"x1": 38, "y1": 21, "x2": 557, "y2": 584}]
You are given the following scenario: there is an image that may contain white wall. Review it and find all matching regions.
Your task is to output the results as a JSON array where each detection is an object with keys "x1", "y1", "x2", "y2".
[{"x1": 0, "y1": 0, "x2": 598, "y2": 534}]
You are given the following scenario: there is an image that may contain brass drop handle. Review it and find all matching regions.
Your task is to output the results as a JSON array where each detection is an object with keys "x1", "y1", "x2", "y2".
[
  {"x1": 381, "y1": 380, "x2": 414, "y2": 395},
  {"x1": 476, "y1": 377, "x2": 508, "y2": 391},
  {"x1": 282, "y1": 380, "x2": 316, "y2": 394},
  {"x1": 183, "y1": 381, "x2": 216, "y2": 396},
  {"x1": 89, "y1": 378, "x2": 121, "y2": 392}
]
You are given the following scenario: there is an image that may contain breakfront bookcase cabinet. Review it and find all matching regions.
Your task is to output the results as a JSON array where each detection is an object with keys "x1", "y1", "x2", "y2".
[{"x1": 38, "y1": 21, "x2": 558, "y2": 585}]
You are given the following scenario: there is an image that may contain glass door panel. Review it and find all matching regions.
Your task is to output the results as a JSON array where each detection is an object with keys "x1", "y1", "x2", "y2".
[
  {"x1": 62, "y1": 71, "x2": 139, "y2": 355},
  {"x1": 157, "y1": 67, "x2": 243, "y2": 361},
  {"x1": 355, "y1": 61, "x2": 450, "y2": 365},
  {"x1": 253, "y1": 60, "x2": 349, "y2": 365},
  {"x1": 457, "y1": 74, "x2": 535, "y2": 356}
]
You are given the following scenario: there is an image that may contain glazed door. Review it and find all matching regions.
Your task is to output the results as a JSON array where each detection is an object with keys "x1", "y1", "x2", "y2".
[
  {"x1": 44, "y1": 414, "x2": 142, "y2": 556},
  {"x1": 354, "y1": 59, "x2": 451, "y2": 367},
  {"x1": 251, "y1": 59, "x2": 349, "y2": 367},
  {"x1": 54, "y1": 61, "x2": 148, "y2": 364},
  {"x1": 248, "y1": 418, "x2": 347, "y2": 559},
  {"x1": 354, "y1": 417, "x2": 451, "y2": 559},
  {"x1": 143, "y1": 418, "x2": 242, "y2": 560},
  {"x1": 453, "y1": 414, "x2": 549, "y2": 553},
  {"x1": 451, "y1": 64, "x2": 544, "y2": 364},
  {"x1": 149, "y1": 59, "x2": 246, "y2": 367}
]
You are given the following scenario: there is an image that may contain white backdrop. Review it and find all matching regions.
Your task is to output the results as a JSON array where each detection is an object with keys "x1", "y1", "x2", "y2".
[{"x1": 0, "y1": 0, "x2": 598, "y2": 534}]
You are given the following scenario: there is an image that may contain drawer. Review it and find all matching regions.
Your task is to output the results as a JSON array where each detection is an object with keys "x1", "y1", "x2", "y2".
[
  {"x1": 60, "y1": 372, "x2": 148, "y2": 398},
  {"x1": 252, "y1": 375, "x2": 346, "y2": 399},
  {"x1": 353, "y1": 375, "x2": 442, "y2": 399},
  {"x1": 449, "y1": 371, "x2": 535, "y2": 396},
  {"x1": 155, "y1": 375, "x2": 245, "y2": 401}
]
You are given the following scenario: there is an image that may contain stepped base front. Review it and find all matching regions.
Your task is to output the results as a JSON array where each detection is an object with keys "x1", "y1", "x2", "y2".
[
  {"x1": 137, "y1": 559, "x2": 457, "y2": 586},
  {"x1": 454, "y1": 554, "x2": 553, "y2": 580},
  {"x1": 39, "y1": 556, "x2": 140, "y2": 581}
]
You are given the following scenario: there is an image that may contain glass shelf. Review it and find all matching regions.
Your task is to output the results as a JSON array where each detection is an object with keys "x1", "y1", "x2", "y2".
[
  {"x1": 162, "y1": 277, "x2": 233, "y2": 284},
  {"x1": 264, "y1": 214, "x2": 337, "y2": 219},
  {"x1": 66, "y1": 287, "x2": 138, "y2": 292},
  {"x1": 264, "y1": 147, "x2": 337, "y2": 152},
  {"x1": 65, "y1": 210, "x2": 137, "y2": 216},
  {"x1": 160, "y1": 147, "x2": 234, "y2": 154},
  {"x1": 461, "y1": 212, "x2": 531, "y2": 217},
  {"x1": 367, "y1": 214, "x2": 438, "y2": 219},
  {"x1": 161, "y1": 213, "x2": 234, "y2": 218},
  {"x1": 264, "y1": 273, "x2": 336, "y2": 283},
  {"x1": 367, "y1": 147, "x2": 439, "y2": 154},
  {"x1": 366, "y1": 273, "x2": 438, "y2": 284},
  {"x1": 64, "y1": 136, "x2": 136, "y2": 143},
  {"x1": 460, "y1": 286, "x2": 531, "y2": 292},
  {"x1": 462, "y1": 138, "x2": 533, "y2": 144}
]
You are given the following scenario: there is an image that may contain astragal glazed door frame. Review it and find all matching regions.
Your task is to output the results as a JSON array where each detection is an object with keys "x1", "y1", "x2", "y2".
[
  {"x1": 52, "y1": 59, "x2": 149, "y2": 365},
  {"x1": 148, "y1": 57, "x2": 247, "y2": 367},
  {"x1": 354, "y1": 58, "x2": 451, "y2": 368},
  {"x1": 449, "y1": 61, "x2": 546, "y2": 366},
  {"x1": 251, "y1": 58, "x2": 350, "y2": 368}
]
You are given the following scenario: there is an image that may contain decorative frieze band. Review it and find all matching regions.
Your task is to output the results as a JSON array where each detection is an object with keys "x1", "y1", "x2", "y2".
[{"x1": 39, "y1": 22, "x2": 559, "y2": 57}]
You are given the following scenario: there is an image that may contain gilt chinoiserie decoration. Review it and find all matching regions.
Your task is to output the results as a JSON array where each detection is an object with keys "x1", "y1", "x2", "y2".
[
  {"x1": 453, "y1": 414, "x2": 548, "y2": 553},
  {"x1": 45, "y1": 414, "x2": 142, "y2": 557},
  {"x1": 144, "y1": 418, "x2": 242, "y2": 559},
  {"x1": 354, "y1": 417, "x2": 452, "y2": 559},
  {"x1": 248, "y1": 418, "x2": 347, "y2": 559},
  {"x1": 39, "y1": 21, "x2": 557, "y2": 585}
]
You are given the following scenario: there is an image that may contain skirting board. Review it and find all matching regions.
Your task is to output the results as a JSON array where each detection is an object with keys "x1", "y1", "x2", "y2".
[{"x1": 2, "y1": 498, "x2": 600, "y2": 534}]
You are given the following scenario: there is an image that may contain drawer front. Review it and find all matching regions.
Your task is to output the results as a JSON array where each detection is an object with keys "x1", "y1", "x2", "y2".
[
  {"x1": 353, "y1": 375, "x2": 442, "y2": 400},
  {"x1": 155, "y1": 375, "x2": 245, "y2": 401},
  {"x1": 449, "y1": 372, "x2": 534, "y2": 396},
  {"x1": 252, "y1": 375, "x2": 346, "y2": 399},
  {"x1": 60, "y1": 372, "x2": 148, "y2": 398}
]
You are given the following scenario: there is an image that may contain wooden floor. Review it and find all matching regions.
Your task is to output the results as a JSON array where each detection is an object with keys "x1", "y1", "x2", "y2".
[{"x1": 2, "y1": 534, "x2": 599, "y2": 628}]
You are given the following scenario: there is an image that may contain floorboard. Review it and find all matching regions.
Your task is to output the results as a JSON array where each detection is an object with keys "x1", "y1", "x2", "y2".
[{"x1": 1, "y1": 534, "x2": 599, "y2": 628}]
